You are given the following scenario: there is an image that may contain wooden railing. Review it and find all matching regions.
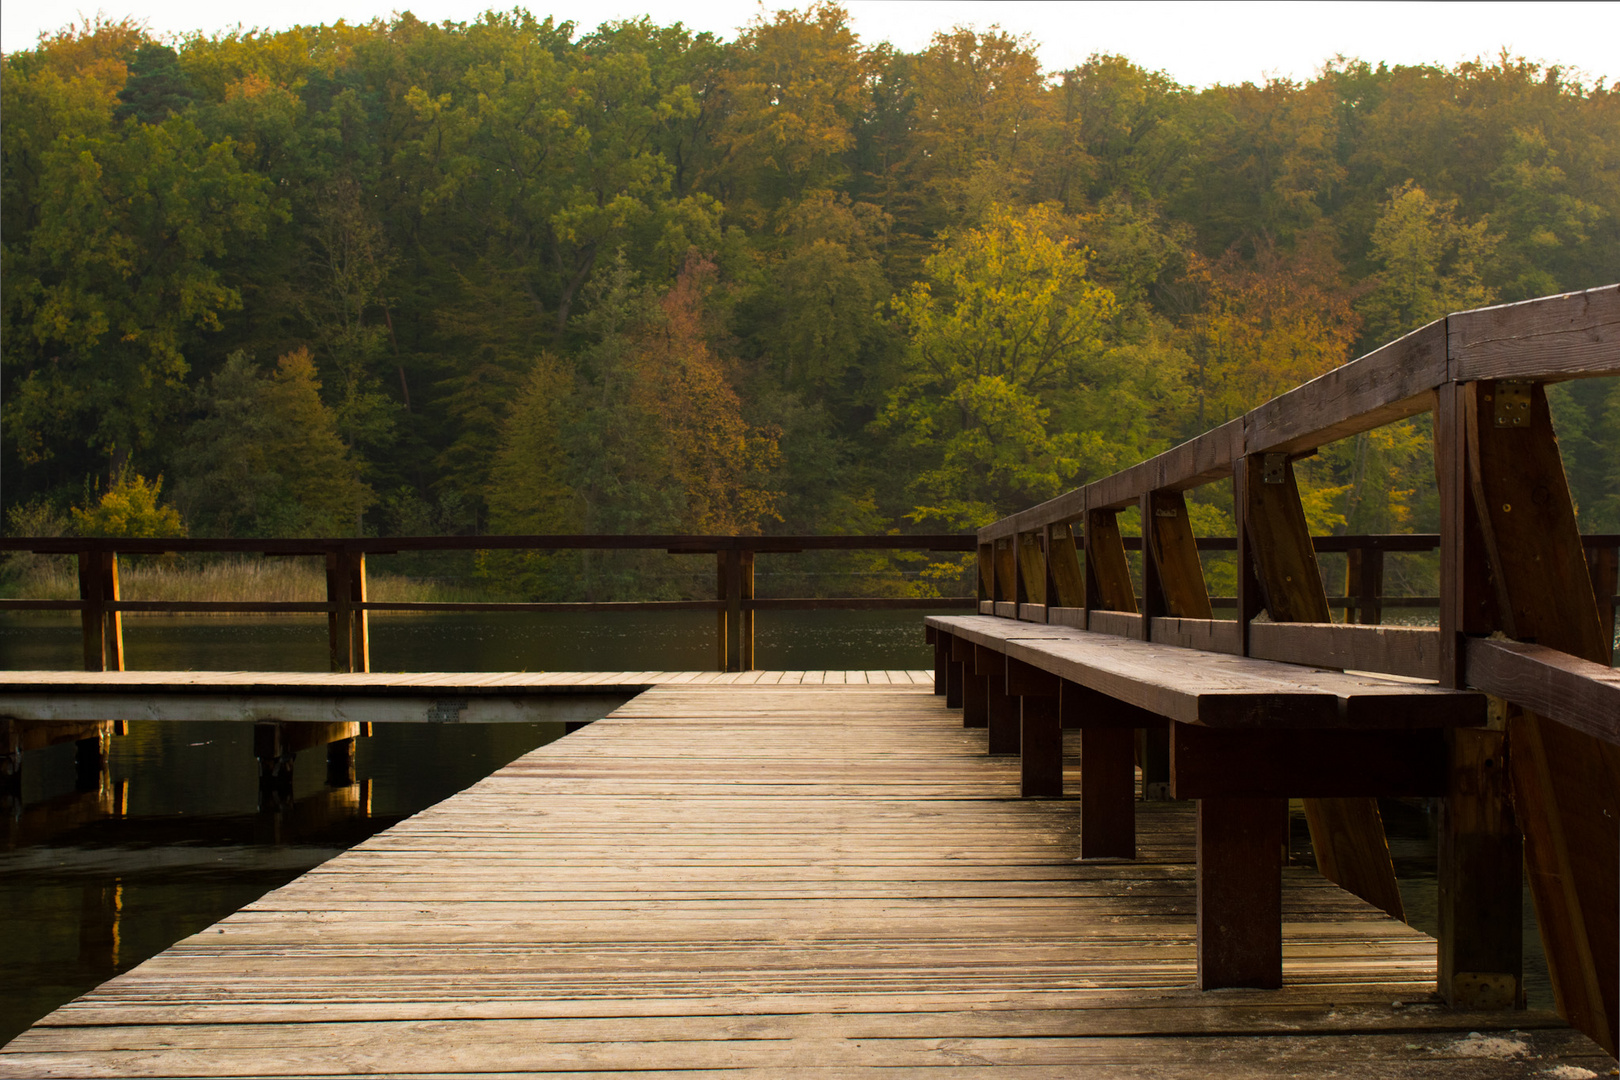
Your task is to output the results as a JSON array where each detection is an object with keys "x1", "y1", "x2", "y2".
[
  {"x1": 0, "y1": 534, "x2": 976, "y2": 673},
  {"x1": 972, "y1": 283, "x2": 1620, "y2": 1051}
]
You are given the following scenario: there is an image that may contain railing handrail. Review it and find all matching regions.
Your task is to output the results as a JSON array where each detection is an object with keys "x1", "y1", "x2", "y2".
[
  {"x1": 0, "y1": 533, "x2": 977, "y2": 556},
  {"x1": 978, "y1": 283, "x2": 1619, "y2": 542}
]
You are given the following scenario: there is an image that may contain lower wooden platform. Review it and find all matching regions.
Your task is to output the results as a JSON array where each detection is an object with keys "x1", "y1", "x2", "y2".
[{"x1": 2, "y1": 684, "x2": 1607, "y2": 1076}]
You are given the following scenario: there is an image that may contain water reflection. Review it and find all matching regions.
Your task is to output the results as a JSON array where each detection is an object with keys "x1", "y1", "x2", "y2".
[{"x1": 0, "y1": 716, "x2": 588, "y2": 1044}]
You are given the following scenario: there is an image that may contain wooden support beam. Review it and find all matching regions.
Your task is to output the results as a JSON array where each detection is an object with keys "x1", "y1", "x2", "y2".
[
  {"x1": 1169, "y1": 723, "x2": 1446, "y2": 801},
  {"x1": 974, "y1": 647, "x2": 1019, "y2": 754},
  {"x1": 1464, "y1": 378, "x2": 1618, "y2": 1052},
  {"x1": 1084, "y1": 509, "x2": 1137, "y2": 617},
  {"x1": 1081, "y1": 726, "x2": 1136, "y2": 858},
  {"x1": 994, "y1": 538, "x2": 1016, "y2": 606},
  {"x1": 1240, "y1": 453, "x2": 1404, "y2": 922},
  {"x1": 1008, "y1": 659, "x2": 1062, "y2": 796},
  {"x1": 1144, "y1": 490, "x2": 1213, "y2": 620},
  {"x1": 930, "y1": 629, "x2": 947, "y2": 696},
  {"x1": 1020, "y1": 695, "x2": 1062, "y2": 797},
  {"x1": 1197, "y1": 797, "x2": 1286, "y2": 989},
  {"x1": 944, "y1": 634, "x2": 964, "y2": 710},
  {"x1": 1017, "y1": 532, "x2": 1046, "y2": 608},
  {"x1": 1440, "y1": 727, "x2": 1523, "y2": 1010},
  {"x1": 1588, "y1": 544, "x2": 1617, "y2": 664},
  {"x1": 1046, "y1": 522, "x2": 1086, "y2": 608},
  {"x1": 1060, "y1": 680, "x2": 1161, "y2": 729},
  {"x1": 977, "y1": 544, "x2": 994, "y2": 603}
]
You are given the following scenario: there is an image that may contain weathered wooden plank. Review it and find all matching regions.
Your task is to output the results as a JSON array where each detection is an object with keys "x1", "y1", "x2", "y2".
[
  {"x1": 1248, "y1": 622, "x2": 1440, "y2": 681},
  {"x1": 1448, "y1": 283, "x2": 1620, "y2": 381},
  {"x1": 1085, "y1": 419, "x2": 1246, "y2": 512},
  {"x1": 1463, "y1": 638, "x2": 1620, "y2": 744},
  {"x1": 1149, "y1": 617, "x2": 1241, "y2": 656},
  {"x1": 1087, "y1": 611, "x2": 1144, "y2": 639},
  {"x1": 1248, "y1": 320, "x2": 1447, "y2": 456}
]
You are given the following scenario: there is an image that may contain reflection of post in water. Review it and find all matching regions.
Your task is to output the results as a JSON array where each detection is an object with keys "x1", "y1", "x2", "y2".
[
  {"x1": 1, "y1": 718, "x2": 124, "y2": 801},
  {"x1": 4, "y1": 777, "x2": 129, "y2": 851},
  {"x1": 78, "y1": 880, "x2": 124, "y2": 970},
  {"x1": 256, "y1": 778, "x2": 372, "y2": 843},
  {"x1": 254, "y1": 720, "x2": 372, "y2": 790}
]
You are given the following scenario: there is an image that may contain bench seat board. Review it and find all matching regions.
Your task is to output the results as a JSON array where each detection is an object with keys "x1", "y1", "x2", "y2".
[{"x1": 926, "y1": 616, "x2": 1485, "y2": 730}]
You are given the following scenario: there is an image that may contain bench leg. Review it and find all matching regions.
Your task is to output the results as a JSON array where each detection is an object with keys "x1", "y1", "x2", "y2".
[
  {"x1": 1020, "y1": 695, "x2": 1062, "y2": 796},
  {"x1": 946, "y1": 657, "x2": 964, "y2": 709},
  {"x1": 1138, "y1": 726, "x2": 1171, "y2": 800},
  {"x1": 987, "y1": 679, "x2": 1020, "y2": 755},
  {"x1": 1081, "y1": 727, "x2": 1135, "y2": 858},
  {"x1": 1439, "y1": 728, "x2": 1523, "y2": 1009},
  {"x1": 1197, "y1": 797, "x2": 1285, "y2": 989},
  {"x1": 932, "y1": 633, "x2": 948, "y2": 695},
  {"x1": 962, "y1": 672, "x2": 988, "y2": 728}
]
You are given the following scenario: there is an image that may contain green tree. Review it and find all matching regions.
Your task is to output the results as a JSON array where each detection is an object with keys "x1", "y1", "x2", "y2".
[
  {"x1": 173, "y1": 349, "x2": 374, "y2": 535},
  {"x1": 5, "y1": 111, "x2": 274, "y2": 473},
  {"x1": 881, "y1": 203, "x2": 1117, "y2": 526},
  {"x1": 1359, "y1": 180, "x2": 1495, "y2": 341}
]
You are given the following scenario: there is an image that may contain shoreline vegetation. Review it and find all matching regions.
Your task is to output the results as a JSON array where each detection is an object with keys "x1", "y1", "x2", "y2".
[{"x1": 0, "y1": 554, "x2": 451, "y2": 611}]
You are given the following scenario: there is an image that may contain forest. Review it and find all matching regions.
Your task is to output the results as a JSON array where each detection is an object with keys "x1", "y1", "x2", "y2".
[{"x1": 3, "y1": 4, "x2": 1618, "y2": 595}]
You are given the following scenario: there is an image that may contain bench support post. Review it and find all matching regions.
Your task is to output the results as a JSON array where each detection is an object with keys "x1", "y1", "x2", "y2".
[
  {"x1": 976, "y1": 647, "x2": 1019, "y2": 754},
  {"x1": 1009, "y1": 659, "x2": 1062, "y2": 796},
  {"x1": 944, "y1": 635, "x2": 964, "y2": 709},
  {"x1": 948, "y1": 636, "x2": 973, "y2": 716},
  {"x1": 1439, "y1": 727, "x2": 1523, "y2": 1009},
  {"x1": 1197, "y1": 796, "x2": 1285, "y2": 989},
  {"x1": 1081, "y1": 727, "x2": 1135, "y2": 858}
]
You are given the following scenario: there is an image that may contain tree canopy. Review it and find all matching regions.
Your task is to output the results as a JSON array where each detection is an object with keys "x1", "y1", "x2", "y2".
[{"x1": 4, "y1": 7, "x2": 1618, "y2": 546}]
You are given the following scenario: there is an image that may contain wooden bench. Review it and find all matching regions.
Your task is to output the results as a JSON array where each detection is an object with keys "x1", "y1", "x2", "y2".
[{"x1": 925, "y1": 614, "x2": 1486, "y2": 991}]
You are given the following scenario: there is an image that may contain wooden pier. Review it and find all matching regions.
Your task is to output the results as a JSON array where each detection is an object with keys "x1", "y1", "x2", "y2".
[{"x1": 2, "y1": 680, "x2": 1608, "y2": 1076}]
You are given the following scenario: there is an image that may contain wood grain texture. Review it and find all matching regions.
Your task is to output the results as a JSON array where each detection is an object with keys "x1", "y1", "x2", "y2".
[
  {"x1": 1463, "y1": 638, "x2": 1620, "y2": 745},
  {"x1": 1247, "y1": 320, "x2": 1447, "y2": 456},
  {"x1": 7, "y1": 682, "x2": 1603, "y2": 1077},
  {"x1": 1248, "y1": 622, "x2": 1441, "y2": 681},
  {"x1": 1448, "y1": 283, "x2": 1620, "y2": 381},
  {"x1": 1466, "y1": 381, "x2": 1620, "y2": 1054}
]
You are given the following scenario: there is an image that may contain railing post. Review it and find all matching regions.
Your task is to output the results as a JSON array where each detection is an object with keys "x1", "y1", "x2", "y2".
[
  {"x1": 1453, "y1": 379, "x2": 1616, "y2": 1045},
  {"x1": 739, "y1": 549, "x2": 754, "y2": 671},
  {"x1": 717, "y1": 547, "x2": 744, "y2": 672},
  {"x1": 1356, "y1": 546, "x2": 1384, "y2": 626},
  {"x1": 77, "y1": 546, "x2": 122, "y2": 672},
  {"x1": 326, "y1": 548, "x2": 368, "y2": 674},
  {"x1": 349, "y1": 550, "x2": 370, "y2": 673}
]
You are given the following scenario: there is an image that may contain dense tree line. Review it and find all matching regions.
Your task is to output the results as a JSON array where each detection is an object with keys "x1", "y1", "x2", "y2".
[{"x1": 4, "y1": 5, "x2": 1618, "y2": 559}]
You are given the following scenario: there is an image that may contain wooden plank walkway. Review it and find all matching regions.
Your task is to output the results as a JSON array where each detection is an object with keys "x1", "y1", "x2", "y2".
[{"x1": 2, "y1": 683, "x2": 1607, "y2": 1077}]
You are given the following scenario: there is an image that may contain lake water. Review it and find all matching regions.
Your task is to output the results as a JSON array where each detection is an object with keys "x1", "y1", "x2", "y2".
[{"x1": 0, "y1": 609, "x2": 1550, "y2": 1041}]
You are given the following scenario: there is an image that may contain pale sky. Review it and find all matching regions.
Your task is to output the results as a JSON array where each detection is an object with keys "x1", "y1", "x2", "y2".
[{"x1": 5, "y1": 1, "x2": 1616, "y2": 90}]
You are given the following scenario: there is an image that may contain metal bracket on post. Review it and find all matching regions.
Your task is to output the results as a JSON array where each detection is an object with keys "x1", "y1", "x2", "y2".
[
  {"x1": 1261, "y1": 453, "x2": 1289, "y2": 485},
  {"x1": 1493, "y1": 381, "x2": 1533, "y2": 428}
]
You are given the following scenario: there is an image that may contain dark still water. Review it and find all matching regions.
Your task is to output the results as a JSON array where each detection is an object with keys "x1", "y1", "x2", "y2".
[{"x1": 0, "y1": 609, "x2": 945, "y2": 1043}]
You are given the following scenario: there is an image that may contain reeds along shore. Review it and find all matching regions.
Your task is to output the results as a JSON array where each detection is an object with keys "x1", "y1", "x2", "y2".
[{"x1": 0, "y1": 553, "x2": 446, "y2": 611}]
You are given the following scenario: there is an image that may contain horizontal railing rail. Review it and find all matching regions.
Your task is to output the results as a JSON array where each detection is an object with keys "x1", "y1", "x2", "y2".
[{"x1": 0, "y1": 534, "x2": 979, "y2": 673}]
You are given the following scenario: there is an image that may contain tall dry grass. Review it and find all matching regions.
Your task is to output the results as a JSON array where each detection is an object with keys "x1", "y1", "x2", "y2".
[{"x1": 0, "y1": 554, "x2": 447, "y2": 611}]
